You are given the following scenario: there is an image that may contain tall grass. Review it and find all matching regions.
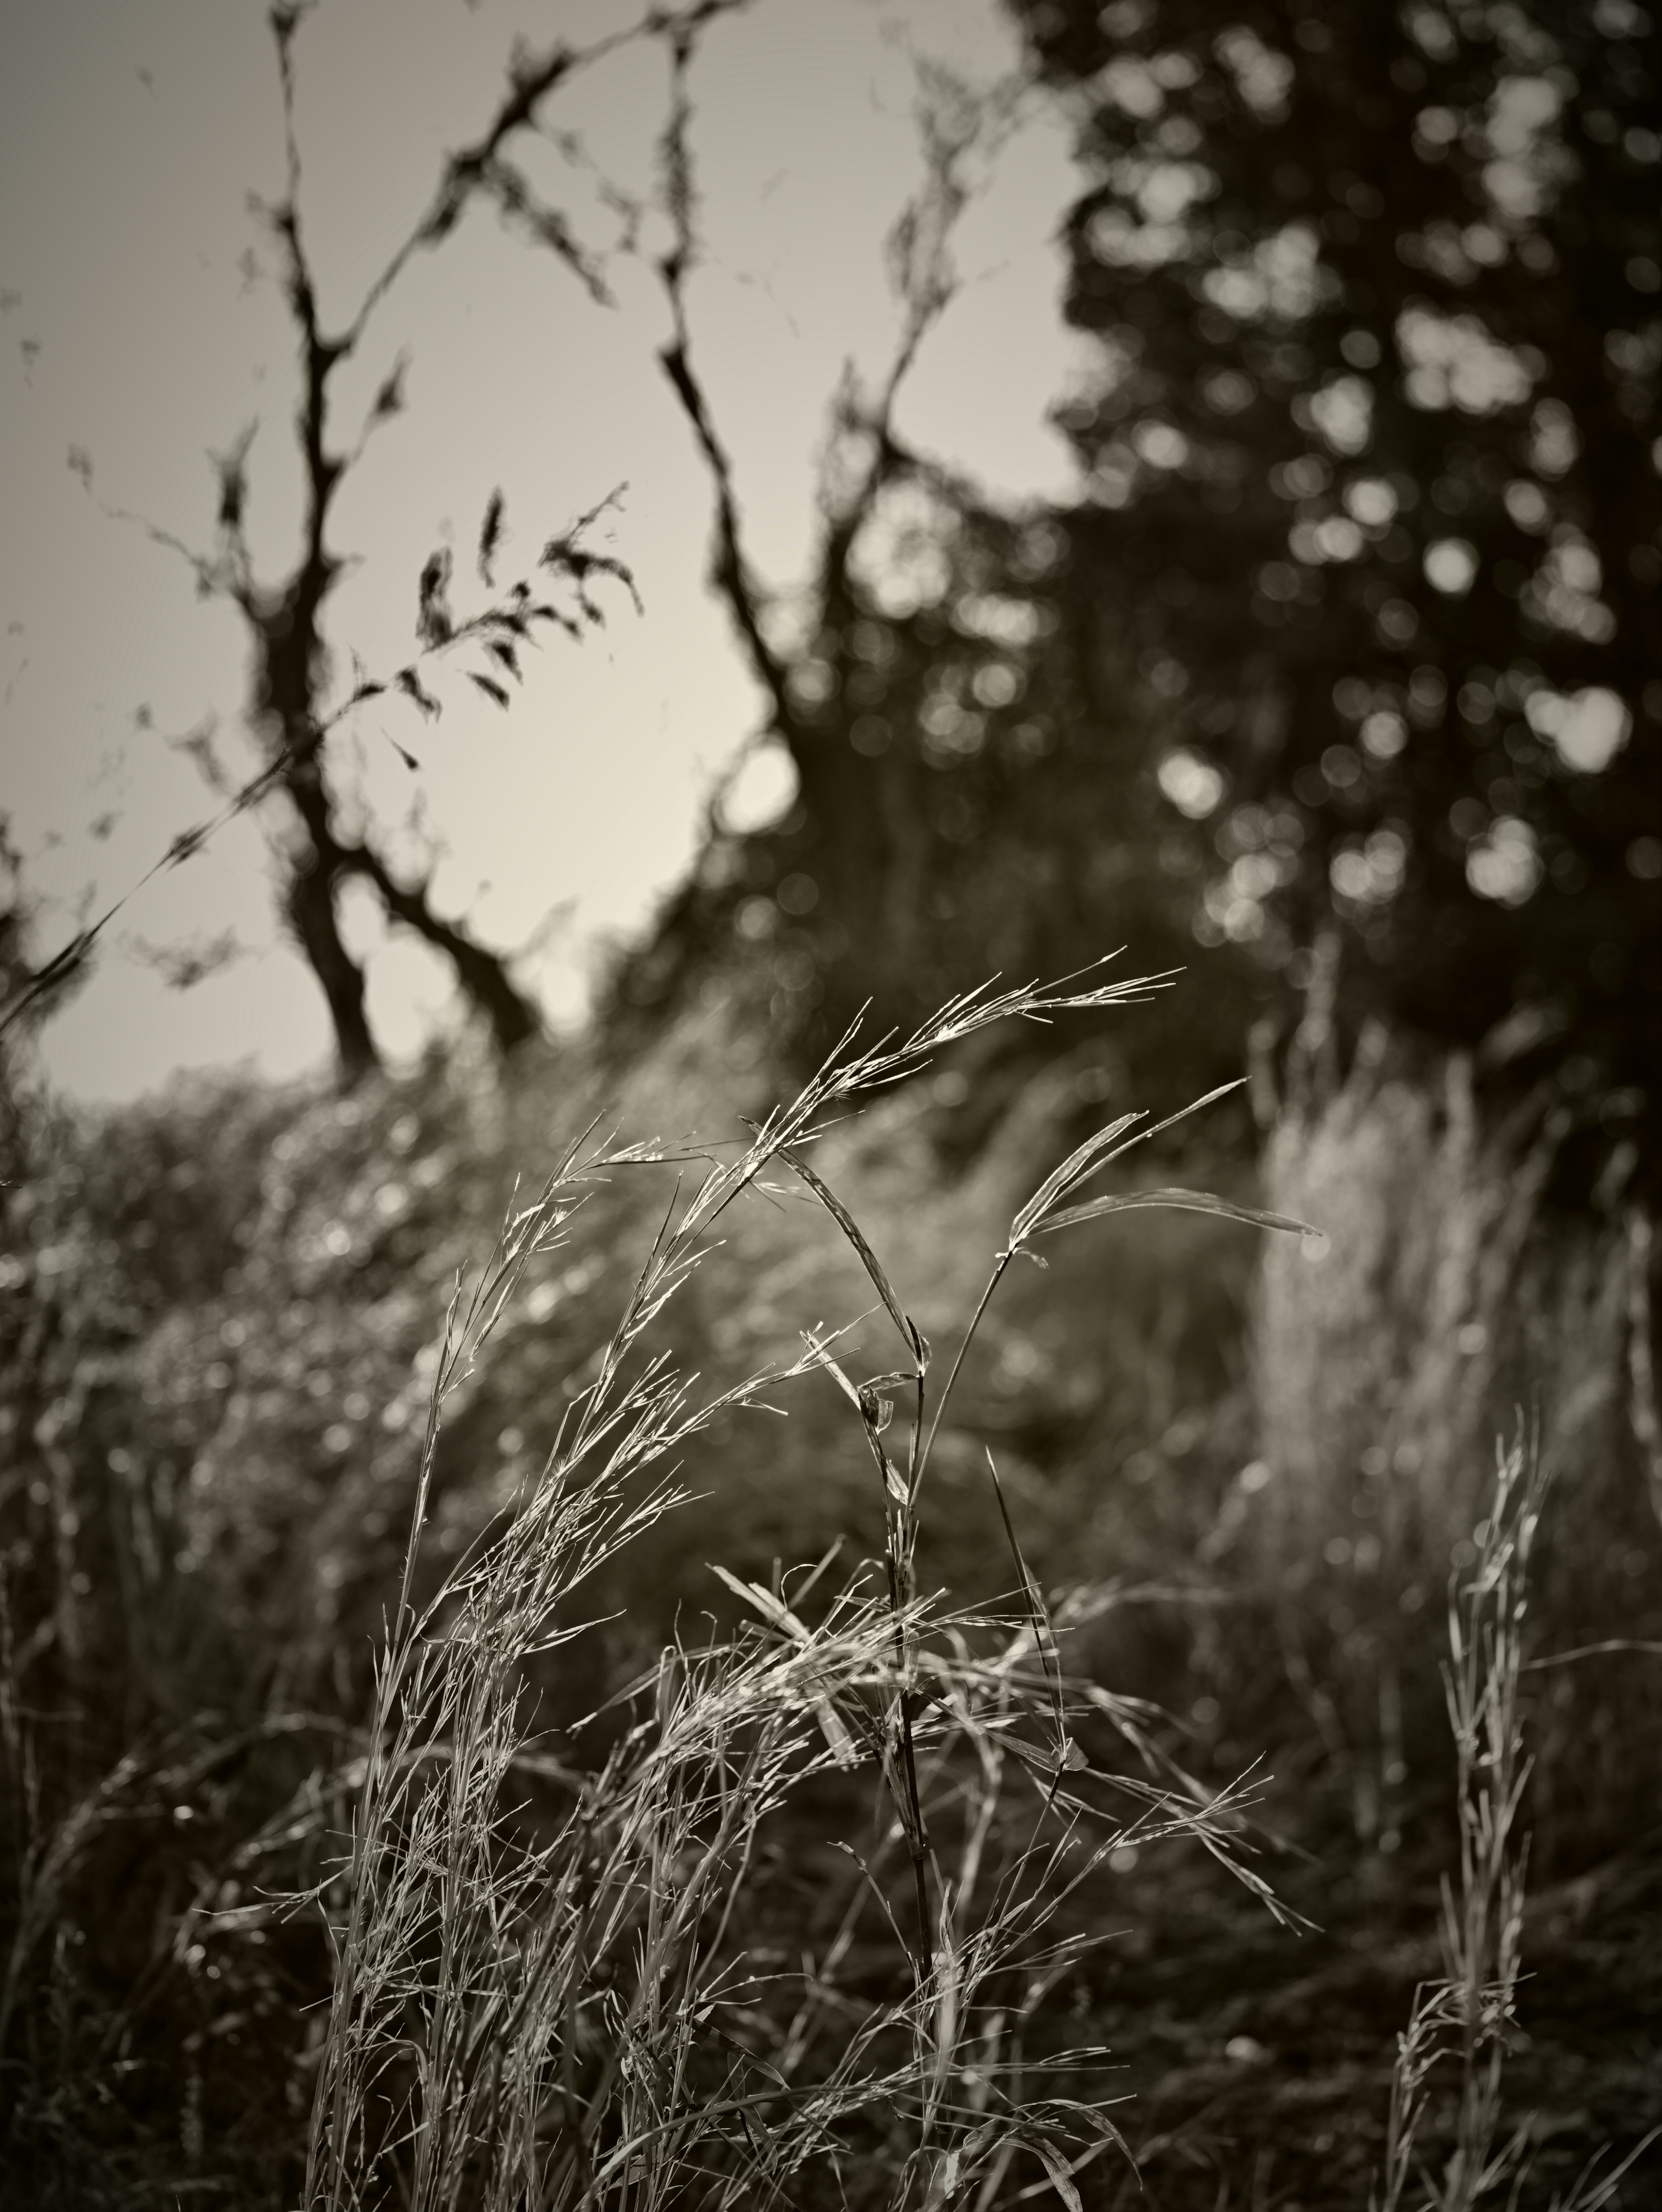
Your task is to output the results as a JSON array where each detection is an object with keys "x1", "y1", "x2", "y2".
[
  {"x1": 1251, "y1": 1022, "x2": 1662, "y2": 1858},
  {"x1": 6, "y1": 979, "x2": 1657, "y2": 2202},
  {"x1": 1375, "y1": 1436, "x2": 1658, "y2": 2212},
  {"x1": 298, "y1": 969, "x2": 1308, "y2": 2208},
  {"x1": 1375, "y1": 1435, "x2": 1545, "y2": 2212}
]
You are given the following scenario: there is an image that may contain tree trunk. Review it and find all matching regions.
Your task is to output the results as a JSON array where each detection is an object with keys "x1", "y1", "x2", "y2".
[{"x1": 283, "y1": 843, "x2": 377, "y2": 1087}]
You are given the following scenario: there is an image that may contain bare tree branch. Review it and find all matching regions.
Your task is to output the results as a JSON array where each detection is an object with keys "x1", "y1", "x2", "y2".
[
  {"x1": 651, "y1": 9, "x2": 794, "y2": 733},
  {"x1": 816, "y1": 58, "x2": 1023, "y2": 587},
  {"x1": 335, "y1": 836, "x2": 540, "y2": 1057},
  {"x1": 596, "y1": 30, "x2": 1046, "y2": 1051},
  {"x1": 12, "y1": 1, "x2": 699, "y2": 1068},
  {"x1": 12, "y1": 1, "x2": 1012, "y2": 1072},
  {"x1": 648, "y1": 22, "x2": 1017, "y2": 728},
  {"x1": 4, "y1": 490, "x2": 632, "y2": 1051}
]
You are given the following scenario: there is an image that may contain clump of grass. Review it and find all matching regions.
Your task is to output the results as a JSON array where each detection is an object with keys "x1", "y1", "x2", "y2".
[
  {"x1": 1375, "y1": 1435, "x2": 1543, "y2": 2212},
  {"x1": 1254, "y1": 1042, "x2": 1574, "y2": 1573},
  {"x1": 1375, "y1": 1435, "x2": 1658, "y2": 2212},
  {"x1": 297, "y1": 968, "x2": 1309, "y2": 2209},
  {"x1": 1247, "y1": 1023, "x2": 1661, "y2": 1862}
]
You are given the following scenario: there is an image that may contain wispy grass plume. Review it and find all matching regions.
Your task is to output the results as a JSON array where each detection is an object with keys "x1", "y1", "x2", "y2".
[{"x1": 299, "y1": 969, "x2": 1305, "y2": 2209}]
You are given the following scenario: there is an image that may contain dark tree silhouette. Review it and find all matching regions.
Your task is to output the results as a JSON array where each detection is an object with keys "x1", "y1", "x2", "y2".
[
  {"x1": 160, "y1": 4, "x2": 647, "y2": 1081},
  {"x1": 6, "y1": 4, "x2": 697, "y2": 1079},
  {"x1": 599, "y1": 0, "x2": 1659, "y2": 1170},
  {"x1": 1002, "y1": 0, "x2": 1660, "y2": 1135},
  {"x1": 583, "y1": 35, "x2": 1237, "y2": 1100}
]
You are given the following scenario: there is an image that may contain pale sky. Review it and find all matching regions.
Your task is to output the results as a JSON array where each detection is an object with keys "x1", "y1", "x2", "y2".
[{"x1": 0, "y1": 0, "x2": 1084, "y2": 1099}]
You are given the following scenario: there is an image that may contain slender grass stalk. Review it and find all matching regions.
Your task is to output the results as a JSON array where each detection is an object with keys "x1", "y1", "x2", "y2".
[{"x1": 1374, "y1": 1432, "x2": 1583, "y2": 2212}]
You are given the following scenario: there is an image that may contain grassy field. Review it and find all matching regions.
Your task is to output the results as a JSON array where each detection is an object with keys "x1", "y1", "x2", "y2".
[{"x1": 3, "y1": 977, "x2": 1659, "y2": 2207}]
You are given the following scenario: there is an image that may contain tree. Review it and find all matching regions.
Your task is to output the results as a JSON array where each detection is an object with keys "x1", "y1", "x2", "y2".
[
  {"x1": 998, "y1": 0, "x2": 1660, "y2": 1153},
  {"x1": 6, "y1": 3, "x2": 695, "y2": 1081},
  {"x1": 7, "y1": 3, "x2": 1241, "y2": 1108},
  {"x1": 604, "y1": 36, "x2": 1243, "y2": 1103},
  {"x1": 611, "y1": 0, "x2": 1661, "y2": 1170}
]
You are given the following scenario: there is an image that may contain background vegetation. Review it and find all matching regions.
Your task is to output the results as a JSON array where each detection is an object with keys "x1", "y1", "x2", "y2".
[{"x1": 2, "y1": 0, "x2": 1659, "y2": 2204}]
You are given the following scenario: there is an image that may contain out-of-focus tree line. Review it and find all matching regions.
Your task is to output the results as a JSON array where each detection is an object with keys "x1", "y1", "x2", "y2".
[
  {"x1": 622, "y1": 0, "x2": 1660, "y2": 1189},
  {"x1": 6, "y1": 0, "x2": 1655, "y2": 1172}
]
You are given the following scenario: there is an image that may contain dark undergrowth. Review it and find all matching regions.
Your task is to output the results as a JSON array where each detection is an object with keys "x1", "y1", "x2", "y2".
[{"x1": 2, "y1": 983, "x2": 1659, "y2": 2207}]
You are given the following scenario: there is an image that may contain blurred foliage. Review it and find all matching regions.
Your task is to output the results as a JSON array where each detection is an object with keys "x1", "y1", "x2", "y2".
[
  {"x1": 613, "y1": 404, "x2": 1246, "y2": 1120},
  {"x1": 621, "y1": 0, "x2": 1660, "y2": 1189},
  {"x1": 3, "y1": 989, "x2": 1658, "y2": 2195},
  {"x1": 1013, "y1": 0, "x2": 1660, "y2": 1153},
  {"x1": 0, "y1": 1053, "x2": 330, "y2": 2202}
]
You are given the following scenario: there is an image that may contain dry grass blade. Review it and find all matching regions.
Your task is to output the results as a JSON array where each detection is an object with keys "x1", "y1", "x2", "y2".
[
  {"x1": 1008, "y1": 1078, "x2": 1317, "y2": 1257},
  {"x1": 784, "y1": 1146, "x2": 928, "y2": 1371},
  {"x1": 1006, "y1": 1113, "x2": 1145, "y2": 1253},
  {"x1": 1035, "y1": 1186, "x2": 1315, "y2": 1241},
  {"x1": 984, "y1": 1450, "x2": 1076, "y2": 1776}
]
